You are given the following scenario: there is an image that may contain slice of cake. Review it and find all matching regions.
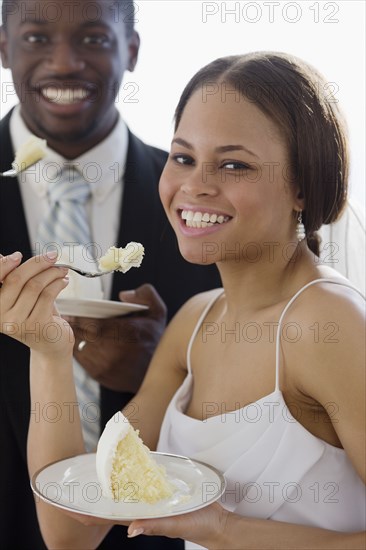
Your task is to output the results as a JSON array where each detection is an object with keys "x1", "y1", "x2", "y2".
[{"x1": 96, "y1": 411, "x2": 174, "y2": 504}]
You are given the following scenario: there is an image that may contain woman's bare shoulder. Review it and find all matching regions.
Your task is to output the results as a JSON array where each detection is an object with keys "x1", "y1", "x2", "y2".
[
  {"x1": 282, "y1": 276, "x2": 365, "y2": 403},
  {"x1": 287, "y1": 276, "x2": 364, "y2": 328},
  {"x1": 172, "y1": 288, "x2": 224, "y2": 320},
  {"x1": 149, "y1": 287, "x2": 224, "y2": 363},
  {"x1": 160, "y1": 288, "x2": 221, "y2": 346}
]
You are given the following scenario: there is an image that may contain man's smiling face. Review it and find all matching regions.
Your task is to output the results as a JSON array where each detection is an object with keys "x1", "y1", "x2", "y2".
[{"x1": 0, "y1": 0, "x2": 140, "y2": 157}]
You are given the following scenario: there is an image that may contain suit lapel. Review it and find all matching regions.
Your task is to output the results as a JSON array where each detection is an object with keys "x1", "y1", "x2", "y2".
[
  {"x1": 0, "y1": 110, "x2": 32, "y2": 259},
  {"x1": 110, "y1": 131, "x2": 167, "y2": 298}
]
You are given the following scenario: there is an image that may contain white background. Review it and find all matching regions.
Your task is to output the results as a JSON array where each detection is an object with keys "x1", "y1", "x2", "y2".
[{"x1": 1, "y1": 0, "x2": 365, "y2": 205}]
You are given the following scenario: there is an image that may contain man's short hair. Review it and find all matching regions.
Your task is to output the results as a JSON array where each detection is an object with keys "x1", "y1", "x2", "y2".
[{"x1": 1, "y1": 0, "x2": 136, "y2": 37}]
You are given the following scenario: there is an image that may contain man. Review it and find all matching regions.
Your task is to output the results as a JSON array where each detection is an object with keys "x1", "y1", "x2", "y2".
[{"x1": 0, "y1": 1, "x2": 221, "y2": 549}]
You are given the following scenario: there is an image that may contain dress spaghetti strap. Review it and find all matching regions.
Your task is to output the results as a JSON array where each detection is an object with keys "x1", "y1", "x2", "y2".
[
  {"x1": 186, "y1": 288, "x2": 224, "y2": 375},
  {"x1": 274, "y1": 279, "x2": 365, "y2": 391}
]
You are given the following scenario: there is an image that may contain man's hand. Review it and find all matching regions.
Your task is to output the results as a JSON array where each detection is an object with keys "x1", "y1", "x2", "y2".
[{"x1": 66, "y1": 284, "x2": 167, "y2": 392}]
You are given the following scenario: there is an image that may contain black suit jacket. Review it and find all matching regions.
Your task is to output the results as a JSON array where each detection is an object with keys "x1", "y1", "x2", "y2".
[{"x1": 0, "y1": 110, "x2": 221, "y2": 550}]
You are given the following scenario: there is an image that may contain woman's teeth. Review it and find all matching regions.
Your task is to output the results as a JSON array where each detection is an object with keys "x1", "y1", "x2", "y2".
[{"x1": 181, "y1": 210, "x2": 230, "y2": 228}]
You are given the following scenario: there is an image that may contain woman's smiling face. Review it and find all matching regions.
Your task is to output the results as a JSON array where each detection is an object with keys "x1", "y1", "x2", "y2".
[{"x1": 159, "y1": 84, "x2": 300, "y2": 266}]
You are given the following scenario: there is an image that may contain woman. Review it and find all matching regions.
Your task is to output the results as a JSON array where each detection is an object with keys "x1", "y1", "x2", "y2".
[{"x1": 1, "y1": 52, "x2": 364, "y2": 549}]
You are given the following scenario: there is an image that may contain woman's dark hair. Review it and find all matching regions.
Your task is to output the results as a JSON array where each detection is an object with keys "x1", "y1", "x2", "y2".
[{"x1": 174, "y1": 52, "x2": 349, "y2": 256}]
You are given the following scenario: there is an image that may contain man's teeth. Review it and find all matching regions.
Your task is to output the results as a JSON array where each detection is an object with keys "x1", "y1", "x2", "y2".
[
  {"x1": 181, "y1": 210, "x2": 229, "y2": 228},
  {"x1": 42, "y1": 87, "x2": 89, "y2": 104}
]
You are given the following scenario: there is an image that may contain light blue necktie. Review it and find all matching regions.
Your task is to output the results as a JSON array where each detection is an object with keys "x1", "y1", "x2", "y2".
[
  {"x1": 37, "y1": 164, "x2": 93, "y2": 250},
  {"x1": 36, "y1": 165, "x2": 100, "y2": 451}
]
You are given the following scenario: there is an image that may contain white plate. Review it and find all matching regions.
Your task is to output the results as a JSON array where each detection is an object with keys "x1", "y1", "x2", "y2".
[
  {"x1": 56, "y1": 298, "x2": 148, "y2": 319},
  {"x1": 31, "y1": 452, "x2": 226, "y2": 520}
]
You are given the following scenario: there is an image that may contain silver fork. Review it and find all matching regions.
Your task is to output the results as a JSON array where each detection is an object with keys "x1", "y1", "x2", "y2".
[
  {"x1": 55, "y1": 264, "x2": 115, "y2": 278},
  {"x1": 0, "y1": 169, "x2": 18, "y2": 177}
]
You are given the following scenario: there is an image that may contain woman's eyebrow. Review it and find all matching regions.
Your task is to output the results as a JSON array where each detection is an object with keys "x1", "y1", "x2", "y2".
[
  {"x1": 171, "y1": 137, "x2": 193, "y2": 149},
  {"x1": 215, "y1": 144, "x2": 258, "y2": 158},
  {"x1": 172, "y1": 138, "x2": 259, "y2": 158}
]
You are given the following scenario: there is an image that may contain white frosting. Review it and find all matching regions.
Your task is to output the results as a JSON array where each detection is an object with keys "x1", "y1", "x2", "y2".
[
  {"x1": 95, "y1": 411, "x2": 131, "y2": 499},
  {"x1": 98, "y1": 242, "x2": 144, "y2": 273},
  {"x1": 12, "y1": 136, "x2": 47, "y2": 172}
]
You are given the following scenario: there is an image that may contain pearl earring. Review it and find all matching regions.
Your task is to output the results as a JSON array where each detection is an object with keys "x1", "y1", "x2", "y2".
[{"x1": 296, "y1": 211, "x2": 306, "y2": 242}]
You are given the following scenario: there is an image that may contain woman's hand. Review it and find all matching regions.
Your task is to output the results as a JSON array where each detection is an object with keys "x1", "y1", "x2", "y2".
[
  {"x1": 0, "y1": 251, "x2": 74, "y2": 357},
  {"x1": 126, "y1": 502, "x2": 229, "y2": 548},
  {"x1": 57, "y1": 502, "x2": 229, "y2": 548}
]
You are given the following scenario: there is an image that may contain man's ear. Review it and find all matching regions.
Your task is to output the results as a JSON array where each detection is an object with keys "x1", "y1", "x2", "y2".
[
  {"x1": 0, "y1": 26, "x2": 10, "y2": 68},
  {"x1": 127, "y1": 31, "x2": 140, "y2": 72}
]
